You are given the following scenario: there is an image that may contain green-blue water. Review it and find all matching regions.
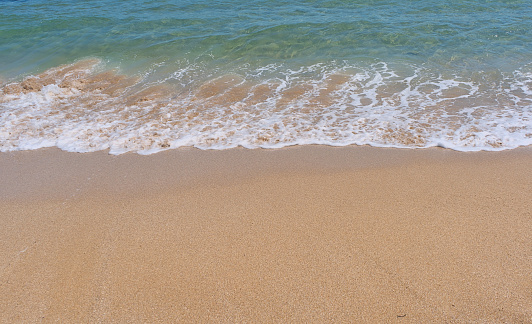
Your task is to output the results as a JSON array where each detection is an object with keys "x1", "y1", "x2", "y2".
[
  {"x1": 2, "y1": 0, "x2": 531, "y2": 76},
  {"x1": 1, "y1": 0, "x2": 531, "y2": 153}
]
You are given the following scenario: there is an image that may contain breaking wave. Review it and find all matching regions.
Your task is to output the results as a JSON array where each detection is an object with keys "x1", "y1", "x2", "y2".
[{"x1": 1, "y1": 59, "x2": 531, "y2": 154}]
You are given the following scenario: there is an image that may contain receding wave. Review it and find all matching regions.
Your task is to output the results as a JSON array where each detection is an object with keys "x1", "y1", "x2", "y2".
[{"x1": 1, "y1": 59, "x2": 531, "y2": 154}]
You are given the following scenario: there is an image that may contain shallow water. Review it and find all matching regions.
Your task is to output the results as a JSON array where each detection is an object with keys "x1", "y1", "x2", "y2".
[{"x1": 1, "y1": 0, "x2": 531, "y2": 153}]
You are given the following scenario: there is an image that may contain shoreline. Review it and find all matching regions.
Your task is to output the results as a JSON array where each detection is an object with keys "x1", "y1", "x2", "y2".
[
  {"x1": 2, "y1": 145, "x2": 531, "y2": 201},
  {"x1": 2, "y1": 59, "x2": 531, "y2": 156},
  {"x1": 1, "y1": 145, "x2": 531, "y2": 322}
]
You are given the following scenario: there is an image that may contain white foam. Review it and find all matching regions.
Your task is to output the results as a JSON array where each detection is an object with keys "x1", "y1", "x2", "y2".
[{"x1": 1, "y1": 61, "x2": 531, "y2": 154}]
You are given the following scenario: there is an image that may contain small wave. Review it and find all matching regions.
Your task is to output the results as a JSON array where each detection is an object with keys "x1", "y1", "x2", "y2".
[{"x1": 1, "y1": 59, "x2": 531, "y2": 154}]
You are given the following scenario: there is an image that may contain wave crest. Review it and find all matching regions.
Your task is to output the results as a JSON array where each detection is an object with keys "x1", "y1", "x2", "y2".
[{"x1": 1, "y1": 59, "x2": 531, "y2": 154}]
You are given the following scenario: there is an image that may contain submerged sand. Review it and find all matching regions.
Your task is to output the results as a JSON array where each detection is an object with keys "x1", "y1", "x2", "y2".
[{"x1": 0, "y1": 146, "x2": 531, "y2": 322}]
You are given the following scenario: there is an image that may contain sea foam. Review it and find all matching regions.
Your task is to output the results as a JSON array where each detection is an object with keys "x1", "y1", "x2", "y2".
[{"x1": 1, "y1": 60, "x2": 531, "y2": 154}]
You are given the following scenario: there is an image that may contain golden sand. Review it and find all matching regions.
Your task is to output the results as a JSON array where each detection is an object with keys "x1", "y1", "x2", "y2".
[{"x1": 0, "y1": 146, "x2": 531, "y2": 322}]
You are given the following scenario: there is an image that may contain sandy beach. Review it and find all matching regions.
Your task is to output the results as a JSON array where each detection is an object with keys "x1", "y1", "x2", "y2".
[{"x1": 0, "y1": 145, "x2": 531, "y2": 322}]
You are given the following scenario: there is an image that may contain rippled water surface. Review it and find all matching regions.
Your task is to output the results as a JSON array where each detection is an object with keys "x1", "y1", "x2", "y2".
[{"x1": 1, "y1": 0, "x2": 531, "y2": 153}]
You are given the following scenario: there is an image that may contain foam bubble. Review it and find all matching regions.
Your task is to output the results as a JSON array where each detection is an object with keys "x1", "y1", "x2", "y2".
[{"x1": 1, "y1": 59, "x2": 531, "y2": 154}]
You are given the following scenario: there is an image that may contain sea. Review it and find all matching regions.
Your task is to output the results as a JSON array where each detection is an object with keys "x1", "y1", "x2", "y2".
[{"x1": 1, "y1": 0, "x2": 531, "y2": 154}]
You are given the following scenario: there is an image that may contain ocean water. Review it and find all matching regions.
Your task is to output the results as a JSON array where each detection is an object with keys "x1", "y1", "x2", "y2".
[{"x1": 0, "y1": 0, "x2": 531, "y2": 154}]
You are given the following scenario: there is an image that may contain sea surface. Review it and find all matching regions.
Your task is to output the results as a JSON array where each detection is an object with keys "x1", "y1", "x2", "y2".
[{"x1": 1, "y1": 0, "x2": 531, "y2": 154}]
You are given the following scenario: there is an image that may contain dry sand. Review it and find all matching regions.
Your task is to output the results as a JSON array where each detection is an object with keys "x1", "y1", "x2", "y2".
[{"x1": 0, "y1": 145, "x2": 531, "y2": 322}]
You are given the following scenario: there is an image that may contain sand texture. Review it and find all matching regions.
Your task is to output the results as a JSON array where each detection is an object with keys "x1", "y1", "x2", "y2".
[{"x1": 1, "y1": 146, "x2": 531, "y2": 322}]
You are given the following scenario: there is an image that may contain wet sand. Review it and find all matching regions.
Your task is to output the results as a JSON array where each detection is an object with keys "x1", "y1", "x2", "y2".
[{"x1": 0, "y1": 146, "x2": 531, "y2": 322}]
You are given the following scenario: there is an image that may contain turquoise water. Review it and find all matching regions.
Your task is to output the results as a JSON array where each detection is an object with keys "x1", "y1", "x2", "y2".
[
  {"x1": 2, "y1": 0, "x2": 531, "y2": 76},
  {"x1": 1, "y1": 0, "x2": 531, "y2": 153}
]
